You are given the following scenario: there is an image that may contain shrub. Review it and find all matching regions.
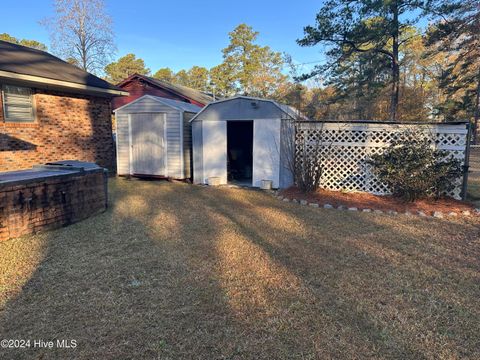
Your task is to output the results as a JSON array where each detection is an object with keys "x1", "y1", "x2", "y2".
[
  {"x1": 368, "y1": 137, "x2": 463, "y2": 201},
  {"x1": 284, "y1": 121, "x2": 324, "y2": 193},
  {"x1": 295, "y1": 145, "x2": 322, "y2": 192}
]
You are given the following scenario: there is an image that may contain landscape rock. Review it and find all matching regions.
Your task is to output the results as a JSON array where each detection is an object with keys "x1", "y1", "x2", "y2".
[
  {"x1": 309, "y1": 203, "x2": 319, "y2": 208},
  {"x1": 337, "y1": 205, "x2": 346, "y2": 210},
  {"x1": 300, "y1": 200, "x2": 308, "y2": 205},
  {"x1": 404, "y1": 211, "x2": 412, "y2": 216},
  {"x1": 433, "y1": 211, "x2": 444, "y2": 219},
  {"x1": 323, "y1": 204, "x2": 333, "y2": 209},
  {"x1": 348, "y1": 207, "x2": 358, "y2": 211},
  {"x1": 462, "y1": 210, "x2": 471, "y2": 216},
  {"x1": 417, "y1": 211, "x2": 427, "y2": 217},
  {"x1": 362, "y1": 209, "x2": 371, "y2": 213},
  {"x1": 448, "y1": 212, "x2": 457, "y2": 217},
  {"x1": 387, "y1": 210, "x2": 398, "y2": 215},
  {"x1": 374, "y1": 209, "x2": 383, "y2": 214}
]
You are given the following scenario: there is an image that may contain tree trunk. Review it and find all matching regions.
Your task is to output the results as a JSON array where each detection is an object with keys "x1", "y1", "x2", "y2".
[
  {"x1": 473, "y1": 68, "x2": 480, "y2": 144},
  {"x1": 390, "y1": 2, "x2": 400, "y2": 122}
]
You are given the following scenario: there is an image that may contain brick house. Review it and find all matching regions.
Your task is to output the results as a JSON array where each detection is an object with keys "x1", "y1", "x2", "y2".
[
  {"x1": 111, "y1": 73, "x2": 214, "y2": 111},
  {"x1": 0, "y1": 40, "x2": 127, "y2": 172}
]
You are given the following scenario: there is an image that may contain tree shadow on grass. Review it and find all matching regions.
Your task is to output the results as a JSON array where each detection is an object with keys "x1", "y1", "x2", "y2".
[
  {"x1": 0, "y1": 178, "x2": 479, "y2": 359},
  {"x1": 188, "y1": 186, "x2": 480, "y2": 359}
]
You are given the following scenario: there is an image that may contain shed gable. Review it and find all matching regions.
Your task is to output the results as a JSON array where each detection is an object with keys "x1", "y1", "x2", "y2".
[{"x1": 193, "y1": 98, "x2": 290, "y2": 121}]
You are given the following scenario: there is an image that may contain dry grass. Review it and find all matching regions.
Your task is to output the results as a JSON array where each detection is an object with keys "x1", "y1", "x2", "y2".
[
  {"x1": 468, "y1": 148, "x2": 480, "y2": 207},
  {"x1": 1, "y1": 178, "x2": 479, "y2": 359}
]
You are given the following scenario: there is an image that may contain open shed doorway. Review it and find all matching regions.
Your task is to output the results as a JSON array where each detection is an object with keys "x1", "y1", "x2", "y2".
[{"x1": 227, "y1": 121, "x2": 253, "y2": 186}]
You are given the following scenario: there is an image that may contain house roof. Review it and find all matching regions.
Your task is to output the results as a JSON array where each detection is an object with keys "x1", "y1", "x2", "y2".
[
  {"x1": 114, "y1": 95, "x2": 202, "y2": 113},
  {"x1": 190, "y1": 96, "x2": 308, "y2": 122},
  {"x1": 0, "y1": 40, "x2": 127, "y2": 96},
  {"x1": 117, "y1": 74, "x2": 215, "y2": 105}
]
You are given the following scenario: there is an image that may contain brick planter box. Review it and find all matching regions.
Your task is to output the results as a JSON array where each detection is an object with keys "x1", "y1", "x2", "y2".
[{"x1": 0, "y1": 161, "x2": 108, "y2": 241}]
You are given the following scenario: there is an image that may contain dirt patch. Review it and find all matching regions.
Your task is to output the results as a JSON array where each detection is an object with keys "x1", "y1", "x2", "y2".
[{"x1": 280, "y1": 187, "x2": 476, "y2": 214}]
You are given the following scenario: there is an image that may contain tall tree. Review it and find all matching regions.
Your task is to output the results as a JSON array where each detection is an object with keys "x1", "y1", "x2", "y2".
[
  {"x1": 209, "y1": 62, "x2": 237, "y2": 97},
  {"x1": 427, "y1": 1, "x2": 480, "y2": 142},
  {"x1": 153, "y1": 67, "x2": 175, "y2": 82},
  {"x1": 104, "y1": 54, "x2": 150, "y2": 84},
  {"x1": 297, "y1": 0, "x2": 439, "y2": 121},
  {"x1": 213, "y1": 24, "x2": 287, "y2": 97},
  {"x1": 43, "y1": 0, "x2": 115, "y2": 74},
  {"x1": 185, "y1": 66, "x2": 210, "y2": 91},
  {"x1": 0, "y1": 33, "x2": 47, "y2": 51},
  {"x1": 174, "y1": 70, "x2": 190, "y2": 87}
]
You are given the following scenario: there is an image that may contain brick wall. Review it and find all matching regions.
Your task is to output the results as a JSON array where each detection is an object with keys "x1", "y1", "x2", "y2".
[
  {"x1": 0, "y1": 87, "x2": 115, "y2": 172},
  {"x1": 0, "y1": 170, "x2": 107, "y2": 242}
]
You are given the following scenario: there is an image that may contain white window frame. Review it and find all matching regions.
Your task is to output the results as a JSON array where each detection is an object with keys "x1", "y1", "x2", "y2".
[{"x1": 2, "y1": 84, "x2": 36, "y2": 123}]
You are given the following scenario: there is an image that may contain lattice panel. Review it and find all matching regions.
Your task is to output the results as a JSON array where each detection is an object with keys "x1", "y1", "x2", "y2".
[{"x1": 295, "y1": 122, "x2": 468, "y2": 199}]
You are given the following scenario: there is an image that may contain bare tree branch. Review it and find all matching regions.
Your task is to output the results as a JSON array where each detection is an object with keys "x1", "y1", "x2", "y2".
[{"x1": 42, "y1": 0, "x2": 116, "y2": 75}]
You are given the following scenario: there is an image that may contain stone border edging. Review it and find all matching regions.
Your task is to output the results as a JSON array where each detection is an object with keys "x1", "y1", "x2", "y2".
[{"x1": 274, "y1": 194, "x2": 479, "y2": 219}]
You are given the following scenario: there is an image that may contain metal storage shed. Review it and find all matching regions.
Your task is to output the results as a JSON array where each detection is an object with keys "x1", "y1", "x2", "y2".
[
  {"x1": 115, "y1": 95, "x2": 201, "y2": 179},
  {"x1": 191, "y1": 96, "x2": 298, "y2": 189}
]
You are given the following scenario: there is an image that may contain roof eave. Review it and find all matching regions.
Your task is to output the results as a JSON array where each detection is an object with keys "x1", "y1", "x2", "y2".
[
  {"x1": 0, "y1": 70, "x2": 129, "y2": 97},
  {"x1": 117, "y1": 74, "x2": 211, "y2": 105},
  {"x1": 114, "y1": 94, "x2": 201, "y2": 113}
]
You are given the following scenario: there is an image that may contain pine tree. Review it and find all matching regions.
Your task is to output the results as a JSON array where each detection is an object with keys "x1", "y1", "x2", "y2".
[
  {"x1": 427, "y1": 1, "x2": 480, "y2": 142},
  {"x1": 297, "y1": 0, "x2": 439, "y2": 121},
  {"x1": 212, "y1": 24, "x2": 286, "y2": 97},
  {"x1": 104, "y1": 54, "x2": 150, "y2": 83}
]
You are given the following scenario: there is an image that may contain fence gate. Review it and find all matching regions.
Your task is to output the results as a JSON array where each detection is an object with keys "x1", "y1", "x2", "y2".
[{"x1": 295, "y1": 121, "x2": 469, "y2": 199}]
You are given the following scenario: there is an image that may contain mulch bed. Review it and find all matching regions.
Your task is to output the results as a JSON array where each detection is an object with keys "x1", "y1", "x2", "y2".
[{"x1": 280, "y1": 187, "x2": 476, "y2": 215}]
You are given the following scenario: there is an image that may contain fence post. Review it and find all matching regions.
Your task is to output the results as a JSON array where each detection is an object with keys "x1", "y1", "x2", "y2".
[{"x1": 461, "y1": 122, "x2": 472, "y2": 201}]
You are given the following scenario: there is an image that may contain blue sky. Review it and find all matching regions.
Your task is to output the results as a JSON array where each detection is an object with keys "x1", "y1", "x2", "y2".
[{"x1": 3, "y1": 0, "x2": 325, "y2": 74}]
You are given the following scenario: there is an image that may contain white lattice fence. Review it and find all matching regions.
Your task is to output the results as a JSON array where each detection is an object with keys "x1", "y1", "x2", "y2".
[{"x1": 295, "y1": 122, "x2": 469, "y2": 199}]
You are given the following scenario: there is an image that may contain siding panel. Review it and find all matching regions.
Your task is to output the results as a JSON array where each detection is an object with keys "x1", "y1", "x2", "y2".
[
  {"x1": 116, "y1": 113, "x2": 130, "y2": 175},
  {"x1": 183, "y1": 112, "x2": 194, "y2": 179},
  {"x1": 192, "y1": 121, "x2": 203, "y2": 184}
]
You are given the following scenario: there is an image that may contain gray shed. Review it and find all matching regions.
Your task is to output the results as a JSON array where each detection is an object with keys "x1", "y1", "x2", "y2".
[
  {"x1": 191, "y1": 96, "x2": 298, "y2": 189},
  {"x1": 114, "y1": 95, "x2": 201, "y2": 179}
]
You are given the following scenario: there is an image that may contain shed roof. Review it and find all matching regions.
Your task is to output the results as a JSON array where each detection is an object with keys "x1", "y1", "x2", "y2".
[
  {"x1": 0, "y1": 40, "x2": 126, "y2": 96},
  {"x1": 117, "y1": 74, "x2": 215, "y2": 106},
  {"x1": 190, "y1": 96, "x2": 306, "y2": 122},
  {"x1": 114, "y1": 95, "x2": 202, "y2": 113}
]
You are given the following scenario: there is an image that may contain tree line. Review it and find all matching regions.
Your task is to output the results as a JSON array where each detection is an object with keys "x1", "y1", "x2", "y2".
[
  {"x1": 100, "y1": 0, "x2": 478, "y2": 139},
  {"x1": 295, "y1": 0, "x2": 479, "y2": 129},
  {"x1": 103, "y1": 24, "x2": 287, "y2": 100},
  {"x1": 2, "y1": 0, "x2": 478, "y2": 139}
]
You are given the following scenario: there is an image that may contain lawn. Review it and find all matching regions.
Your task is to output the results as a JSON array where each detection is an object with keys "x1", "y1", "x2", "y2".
[
  {"x1": 1, "y1": 178, "x2": 479, "y2": 359},
  {"x1": 467, "y1": 147, "x2": 480, "y2": 207}
]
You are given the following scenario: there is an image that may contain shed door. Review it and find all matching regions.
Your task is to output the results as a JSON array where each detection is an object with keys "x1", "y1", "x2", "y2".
[
  {"x1": 130, "y1": 113, "x2": 166, "y2": 175},
  {"x1": 202, "y1": 121, "x2": 227, "y2": 184},
  {"x1": 253, "y1": 119, "x2": 281, "y2": 188}
]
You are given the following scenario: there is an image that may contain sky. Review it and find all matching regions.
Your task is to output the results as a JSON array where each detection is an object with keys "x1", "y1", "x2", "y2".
[{"x1": 2, "y1": 0, "x2": 326, "y2": 74}]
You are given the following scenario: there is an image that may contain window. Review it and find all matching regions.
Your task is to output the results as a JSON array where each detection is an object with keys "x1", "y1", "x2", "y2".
[{"x1": 2, "y1": 85, "x2": 35, "y2": 123}]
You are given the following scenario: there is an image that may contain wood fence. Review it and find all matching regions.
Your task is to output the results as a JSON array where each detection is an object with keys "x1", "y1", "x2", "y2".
[{"x1": 295, "y1": 121, "x2": 470, "y2": 199}]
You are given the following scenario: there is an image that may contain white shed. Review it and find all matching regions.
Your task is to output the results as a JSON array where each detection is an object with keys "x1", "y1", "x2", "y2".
[
  {"x1": 114, "y1": 95, "x2": 201, "y2": 179},
  {"x1": 191, "y1": 96, "x2": 298, "y2": 189}
]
